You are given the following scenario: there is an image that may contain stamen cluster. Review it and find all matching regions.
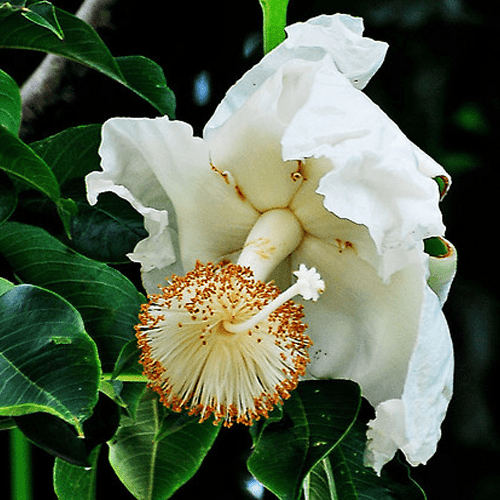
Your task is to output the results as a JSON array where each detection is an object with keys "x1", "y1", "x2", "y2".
[{"x1": 135, "y1": 261, "x2": 312, "y2": 427}]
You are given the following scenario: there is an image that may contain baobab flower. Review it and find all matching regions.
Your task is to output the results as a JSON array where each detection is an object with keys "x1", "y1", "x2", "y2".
[{"x1": 86, "y1": 13, "x2": 456, "y2": 472}]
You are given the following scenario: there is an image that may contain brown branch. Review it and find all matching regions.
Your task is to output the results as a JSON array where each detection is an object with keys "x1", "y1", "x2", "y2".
[{"x1": 20, "y1": 0, "x2": 116, "y2": 134}]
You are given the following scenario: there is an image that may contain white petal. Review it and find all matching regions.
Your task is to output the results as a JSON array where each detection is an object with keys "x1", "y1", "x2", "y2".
[
  {"x1": 289, "y1": 156, "x2": 381, "y2": 272},
  {"x1": 86, "y1": 173, "x2": 176, "y2": 272},
  {"x1": 204, "y1": 14, "x2": 387, "y2": 136},
  {"x1": 366, "y1": 284, "x2": 453, "y2": 471},
  {"x1": 205, "y1": 61, "x2": 309, "y2": 212},
  {"x1": 284, "y1": 14, "x2": 388, "y2": 89},
  {"x1": 295, "y1": 235, "x2": 425, "y2": 406},
  {"x1": 364, "y1": 400, "x2": 405, "y2": 474},
  {"x1": 281, "y1": 55, "x2": 446, "y2": 281},
  {"x1": 86, "y1": 117, "x2": 259, "y2": 285}
]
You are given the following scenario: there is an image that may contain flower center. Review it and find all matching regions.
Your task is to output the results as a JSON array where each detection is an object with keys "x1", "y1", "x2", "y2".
[{"x1": 135, "y1": 261, "x2": 323, "y2": 427}]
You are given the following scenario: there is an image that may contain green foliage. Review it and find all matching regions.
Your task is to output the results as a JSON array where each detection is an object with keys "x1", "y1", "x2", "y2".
[
  {"x1": 248, "y1": 380, "x2": 361, "y2": 500},
  {"x1": 0, "y1": 68, "x2": 21, "y2": 133},
  {"x1": 0, "y1": 222, "x2": 144, "y2": 372},
  {"x1": 0, "y1": 2, "x2": 176, "y2": 116},
  {"x1": 108, "y1": 389, "x2": 220, "y2": 500},
  {"x1": 0, "y1": 284, "x2": 100, "y2": 435},
  {"x1": 54, "y1": 446, "x2": 101, "y2": 500}
]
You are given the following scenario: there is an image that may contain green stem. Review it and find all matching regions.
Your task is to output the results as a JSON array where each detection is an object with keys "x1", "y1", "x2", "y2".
[
  {"x1": 101, "y1": 373, "x2": 148, "y2": 382},
  {"x1": 259, "y1": 0, "x2": 290, "y2": 53},
  {"x1": 10, "y1": 428, "x2": 32, "y2": 500}
]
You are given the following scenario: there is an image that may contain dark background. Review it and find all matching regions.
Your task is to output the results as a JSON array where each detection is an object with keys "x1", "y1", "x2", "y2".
[{"x1": 1, "y1": 0, "x2": 499, "y2": 498}]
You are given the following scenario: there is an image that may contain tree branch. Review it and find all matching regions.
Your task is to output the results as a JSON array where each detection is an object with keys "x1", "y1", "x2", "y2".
[{"x1": 20, "y1": 0, "x2": 116, "y2": 134}]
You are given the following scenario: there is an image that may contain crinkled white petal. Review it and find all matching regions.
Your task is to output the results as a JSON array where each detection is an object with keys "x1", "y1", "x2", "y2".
[
  {"x1": 86, "y1": 174, "x2": 176, "y2": 271},
  {"x1": 284, "y1": 14, "x2": 388, "y2": 89},
  {"x1": 86, "y1": 117, "x2": 259, "y2": 292},
  {"x1": 364, "y1": 400, "x2": 405, "y2": 474},
  {"x1": 296, "y1": 235, "x2": 453, "y2": 473},
  {"x1": 281, "y1": 55, "x2": 446, "y2": 281},
  {"x1": 205, "y1": 60, "x2": 311, "y2": 212},
  {"x1": 204, "y1": 13, "x2": 387, "y2": 136},
  {"x1": 365, "y1": 283, "x2": 454, "y2": 472}
]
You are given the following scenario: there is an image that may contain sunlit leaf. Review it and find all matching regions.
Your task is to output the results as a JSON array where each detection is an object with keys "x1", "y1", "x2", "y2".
[
  {"x1": 21, "y1": 1, "x2": 64, "y2": 39},
  {"x1": 109, "y1": 388, "x2": 220, "y2": 500},
  {"x1": 0, "y1": 284, "x2": 100, "y2": 435}
]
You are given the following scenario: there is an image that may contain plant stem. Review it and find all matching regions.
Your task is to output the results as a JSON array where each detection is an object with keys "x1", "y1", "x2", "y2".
[
  {"x1": 259, "y1": 0, "x2": 290, "y2": 53},
  {"x1": 101, "y1": 373, "x2": 148, "y2": 382},
  {"x1": 10, "y1": 428, "x2": 32, "y2": 500}
]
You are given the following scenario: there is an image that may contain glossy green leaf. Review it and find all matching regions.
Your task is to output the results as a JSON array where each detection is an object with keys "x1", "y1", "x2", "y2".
[
  {"x1": 0, "y1": 68, "x2": 21, "y2": 133},
  {"x1": 0, "y1": 126, "x2": 60, "y2": 200},
  {"x1": 0, "y1": 284, "x2": 100, "y2": 435},
  {"x1": 0, "y1": 169, "x2": 17, "y2": 223},
  {"x1": 0, "y1": 277, "x2": 14, "y2": 296},
  {"x1": 29, "y1": 124, "x2": 102, "y2": 186},
  {"x1": 116, "y1": 56, "x2": 176, "y2": 118},
  {"x1": 303, "y1": 458, "x2": 336, "y2": 500},
  {"x1": 0, "y1": 222, "x2": 144, "y2": 372},
  {"x1": 69, "y1": 193, "x2": 148, "y2": 264},
  {"x1": 14, "y1": 392, "x2": 119, "y2": 466},
  {"x1": 108, "y1": 388, "x2": 220, "y2": 500},
  {"x1": 28, "y1": 125, "x2": 147, "y2": 261},
  {"x1": 309, "y1": 418, "x2": 427, "y2": 500},
  {"x1": 21, "y1": 1, "x2": 64, "y2": 39},
  {"x1": 0, "y1": 4, "x2": 175, "y2": 115},
  {"x1": 54, "y1": 445, "x2": 101, "y2": 500},
  {"x1": 248, "y1": 380, "x2": 361, "y2": 500},
  {"x1": 0, "y1": 3, "x2": 120, "y2": 78}
]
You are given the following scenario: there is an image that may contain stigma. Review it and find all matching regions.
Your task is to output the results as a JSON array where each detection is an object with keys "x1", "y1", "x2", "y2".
[{"x1": 135, "y1": 261, "x2": 323, "y2": 427}]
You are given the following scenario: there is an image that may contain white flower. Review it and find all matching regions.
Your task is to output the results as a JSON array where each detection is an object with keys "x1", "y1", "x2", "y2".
[{"x1": 86, "y1": 14, "x2": 456, "y2": 473}]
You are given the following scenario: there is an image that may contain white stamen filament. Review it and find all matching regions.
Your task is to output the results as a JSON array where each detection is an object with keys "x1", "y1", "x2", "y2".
[{"x1": 223, "y1": 264, "x2": 324, "y2": 334}]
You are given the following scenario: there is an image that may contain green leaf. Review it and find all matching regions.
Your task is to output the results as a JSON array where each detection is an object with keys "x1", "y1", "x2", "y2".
[
  {"x1": 54, "y1": 445, "x2": 101, "y2": 500},
  {"x1": 116, "y1": 56, "x2": 176, "y2": 119},
  {"x1": 0, "y1": 169, "x2": 17, "y2": 223},
  {"x1": 248, "y1": 380, "x2": 361, "y2": 500},
  {"x1": 29, "y1": 125, "x2": 148, "y2": 262},
  {"x1": 29, "y1": 124, "x2": 102, "y2": 186},
  {"x1": 0, "y1": 3, "x2": 120, "y2": 78},
  {"x1": 303, "y1": 457, "x2": 337, "y2": 500},
  {"x1": 0, "y1": 4, "x2": 175, "y2": 115},
  {"x1": 108, "y1": 388, "x2": 220, "y2": 500},
  {"x1": 0, "y1": 68, "x2": 21, "y2": 134},
  {"x1": 0, "y1": 284, "x2": 100, "y2": 435},
  {"x1": 312, "y1": 418, "x2": 427, "y2": 500},
  {"x1": 69, "y1": 193, "x2": 148, "y2": 264},
  {"x1": 21, "y1": 1, "x2": 64, "y2": 39},
  {"x1": 0, "y1": 277, "x2": 15, "y2": 296},
  {"x1": 0, "y1": 126, "x2": 60, "y2": 200},
  {"x1": 14, "y1": 392, "x2": 119, "y2": 466},
  {"x1": 0, "y1": 222, "x2": 144, "y2": 372}
]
